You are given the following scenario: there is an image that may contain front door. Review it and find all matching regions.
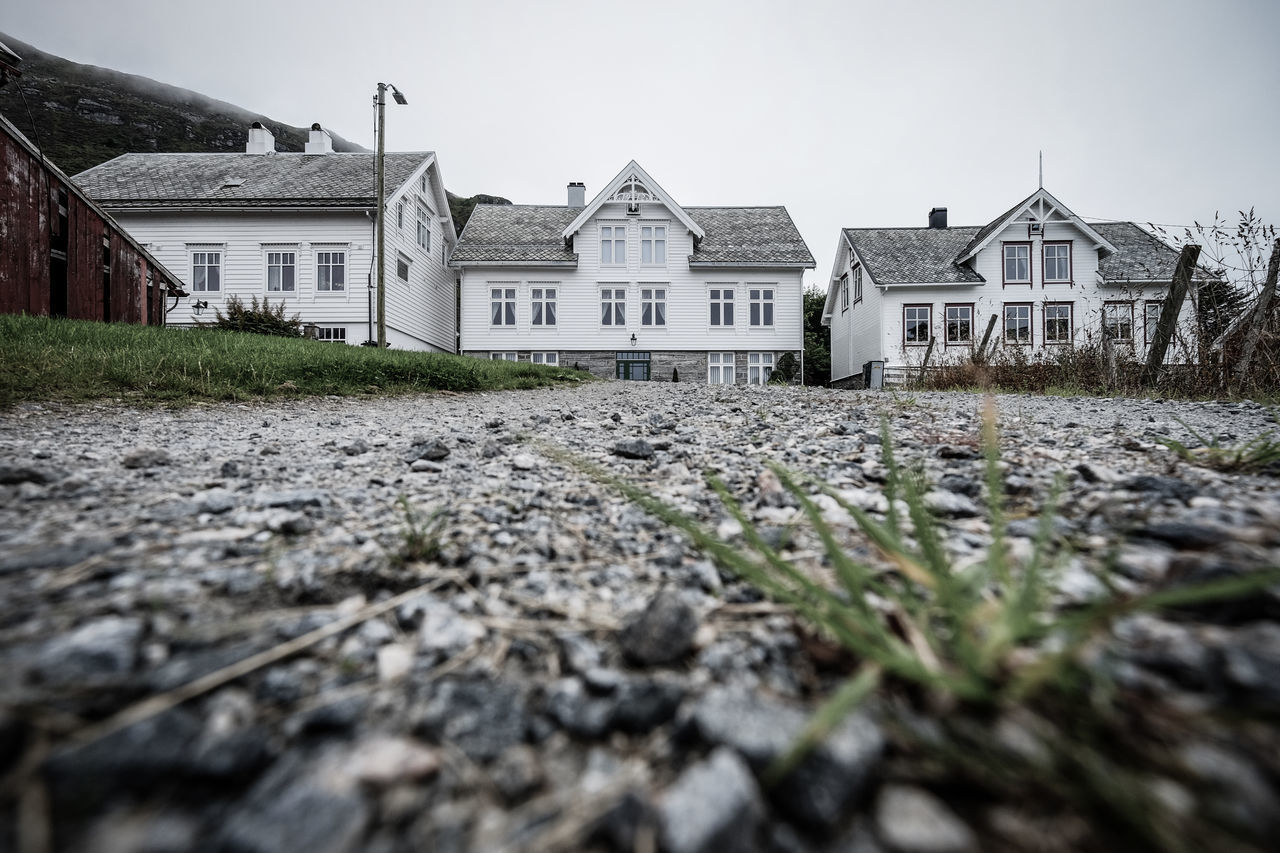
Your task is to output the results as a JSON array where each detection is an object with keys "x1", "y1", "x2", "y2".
[{"x1": 616, "y1": 351, "x2": 651, "y2": 380}]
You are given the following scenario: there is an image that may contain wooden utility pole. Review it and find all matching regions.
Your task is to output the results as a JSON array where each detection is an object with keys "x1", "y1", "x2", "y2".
[
  {"x1": 974, "y1": 314, "x2": 998, "y2": 363},
  {"x1": 1142, "y1": 243, "x2": 1201, "y2": 386},
  {"x1": 1233, "y1": 238, "x2": 1280, "y2": 392}
]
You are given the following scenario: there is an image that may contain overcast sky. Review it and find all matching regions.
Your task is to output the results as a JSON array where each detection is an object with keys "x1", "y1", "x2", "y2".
[{"x1": 7, "y1": 0, "x2": 1278, "y2": 289}]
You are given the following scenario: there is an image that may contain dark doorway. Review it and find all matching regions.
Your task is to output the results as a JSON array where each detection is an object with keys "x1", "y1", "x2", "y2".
[{"x1": 616, "y1": 351, "x2": 651, "y2": 380}]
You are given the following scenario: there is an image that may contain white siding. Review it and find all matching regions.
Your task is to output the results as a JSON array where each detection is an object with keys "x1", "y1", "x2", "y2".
[
  {"x1": 108, "y1": 166, "x2": 456, "y2": 353},
  {"x1": 827, "y1": 240, "x2": 885, "y2": 383},
  {"x1": 459, "y1": 200, "x2": 804, "y2": 358}
]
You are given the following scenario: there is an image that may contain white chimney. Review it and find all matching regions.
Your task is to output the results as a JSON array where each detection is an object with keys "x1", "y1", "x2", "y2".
[
  {"x1": 567, "y1": 182, "x2": 585, "y2": 207},
  {"x1": 245, "y1": 121, "x2": 275, "y2": 155},
  {"x1": 304, "y1": 122, "x2": 333, "y2": 155}
]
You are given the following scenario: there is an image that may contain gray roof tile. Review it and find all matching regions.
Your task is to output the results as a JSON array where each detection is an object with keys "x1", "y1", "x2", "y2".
[
  {"x1": 451, "y1": 204, "x2": 814, "y2": 267},
  {"x1": 843, "y1": 221, "x2": 1218, "y2": 286},
  {"x1": 843, "y1": 227, "x2": 986, "y2": 284},
  {"x1": 74, "y1": 151, "x2": 431, "y2": 208}
]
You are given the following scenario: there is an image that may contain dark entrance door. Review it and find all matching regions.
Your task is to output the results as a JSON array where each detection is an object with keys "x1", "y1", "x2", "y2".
[{"x1": 616, "y1": 351, "x2": 651, "y2": 380}]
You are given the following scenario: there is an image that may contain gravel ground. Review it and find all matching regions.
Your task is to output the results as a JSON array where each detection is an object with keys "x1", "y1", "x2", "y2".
[{"x1": 1, "y1": 382, "x2": 1278, "y2": 852}]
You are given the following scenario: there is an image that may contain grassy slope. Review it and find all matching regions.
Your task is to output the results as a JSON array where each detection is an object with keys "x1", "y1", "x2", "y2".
[{"x1": 0, "y1": 315, "x2": 588, "y2": 408}]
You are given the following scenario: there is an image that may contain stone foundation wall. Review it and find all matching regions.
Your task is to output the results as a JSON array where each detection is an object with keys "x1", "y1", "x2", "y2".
[{"x1": 462, "y1": 349, "x2": 802, "y2": 384}]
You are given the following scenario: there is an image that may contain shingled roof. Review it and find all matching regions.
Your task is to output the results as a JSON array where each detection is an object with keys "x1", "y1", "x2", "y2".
[
  {"x1": 843, "y1": 227, "x2": 987, "y2": 285},
  {"x1": 74, "y1": 151, "x2": 432, "y2": 208},
  {"x1": 843, "y1": 220, "x2": 1214, "y2": 285},
  {"x1": 452, "y1": 204, "x2": 814, "y2": 268}
]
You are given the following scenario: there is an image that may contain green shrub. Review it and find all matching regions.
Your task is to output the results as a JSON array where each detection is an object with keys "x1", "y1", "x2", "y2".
[
  {"x1": 773, "y1": 352, "x2": 799, "y2": 384},
  {"x1": 208, "y1": 296, "x2": 302, "y2": 338}
]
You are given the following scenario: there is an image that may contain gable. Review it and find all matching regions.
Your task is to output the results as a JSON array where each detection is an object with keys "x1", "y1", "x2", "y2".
[
  {"x1": 562, "y1": 160, "x2": 704, "y2": 244},
  {"x1": 956, "y1": 187, "x2": 1116, "y2": 263}
]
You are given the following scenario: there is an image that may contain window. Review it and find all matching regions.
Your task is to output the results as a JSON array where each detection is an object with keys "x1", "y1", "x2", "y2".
[
  {"x1": 531, "y1": 352, "x2": 559, "y2": 365},
  {"x1": 945, "y1": 304, "x2": 972, "y2": 344},
  {"x1": 490, "y1": 287, "x2": 516, "y2": 326},
  {"x1": 397, "y1": 253, "x2": 411, "y2": 283},
  {"x1": 1103, "y1": 302, "x2": 1134, "y2": 342},
  {"x1": 601, "y1": 287, "x2": 626, "y2": 326},
  {"x1": 1144, "y1": 300, "x2": 1163, "y2": 345},
  {"x1": 531, "y1": 286, "x2": 557, "y2": 326},
  {"x1": 853, "y1": 266, "x2": 863, "y2": 303},
  {"x1": 191, "y1": 250, "x2": 221, "y2": 292},
  {"x1": 601, "y1": 225, "x2": 626, "y2": 265},
  {"x1": 904, "y1": 305, "x2": 931, "y2": 345},
  {"x1": 315, "y1": 327, "x2": 347, "y2": 343},
  {"x1": 266, "y1": 250, "x2": 296, "y2": 292},
  {"x1": 640, "y1": 225, "x2": 667, "y2": 264},
  {"x1": 708, "y1": 352, "x2": 736, "y2": 384},
  {"x1": 1003, "y1": 243, "x2": 1031, "y2": 285},
  {"x1": 417, "y1": 206, "x2": 431, "y2": 251},
  {"x1": 710, "y1": 288, "x2": 734, "y2": 326},
  {"x1": 616, "y1": 351, "x2": 650, "y2": 381},
  {"x1": 840, "y1": 274, "x2": 849, "y2": 312},
  {"x1": 642, "y1": 287, "x2": 666, "y2": 326},
  {"x1": 1044, "y1": 302, "x2": 1073, "y2": 344},
  {"x1": 490, "y1": 352, "x2": 518, "y2": 361},
  {"x1": 1044, "y1": 242, "x2": 1071, "y2": 283},
  {"x1": 750, "y1": 287, "x2": 775, "y2": 327},
  {"x1": 315, "y1": 250, "x2": 346, "y2": 292},
  {"x1": 1004, "y1": 303, "x2": 1032, "y2": 344},
  {"x1": 420, "y1": 174, "x2": 427, "y2": 193},
  {"x1": 396, "y1": 202, "x2": 404, "y2": 229},
  {"x1": 748, "y1": 352, "x2": 774, "y2": 385}
]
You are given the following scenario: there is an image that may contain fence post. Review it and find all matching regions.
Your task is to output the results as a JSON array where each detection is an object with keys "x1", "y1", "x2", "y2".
[
  {"x1": 1232, "y1": 238, "x2": 1280, "y2": 394},
  {"x1": 1141, "y1": 243, "x2": 1201, "y2": 386},
  {"x1": 974, "y1": 313, "x2": 998, "y2": 363},
  {"x1": 919, "y1": 336, "x2": 936, "y2": 383}
]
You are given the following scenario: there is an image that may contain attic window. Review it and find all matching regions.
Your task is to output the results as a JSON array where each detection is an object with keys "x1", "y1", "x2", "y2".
[{"x1": 222, "y1": 177, "x2": 245, "y2": 188}]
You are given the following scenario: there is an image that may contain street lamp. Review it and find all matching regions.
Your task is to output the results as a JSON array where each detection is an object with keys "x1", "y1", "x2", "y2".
[{"x1": 374, "y1": 82, "x2": 407, "y2": 348}]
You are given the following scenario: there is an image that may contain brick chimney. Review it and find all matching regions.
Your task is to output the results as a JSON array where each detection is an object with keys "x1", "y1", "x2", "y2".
[
  {"x1": 246, "y1": 121, "x2": 275, "y2": 155},
  {"x1": 567, "y1": 182, "x2": 585, "y2": 207},
  {"x1": 304, "y1": 122, "x2": 333, "y2": 154}
]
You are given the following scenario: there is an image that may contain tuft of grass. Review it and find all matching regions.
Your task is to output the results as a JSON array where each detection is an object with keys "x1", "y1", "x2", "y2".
[
  {"x1": 0, "y1": 314, "x2": 589, "y2": 408},
  {"x1": 547, "y1": 402, "x2": 1280, "y2": 851},
  {"x1": 1155, "y1": 416, "x2": 1280, "y2": 473},
  {"x1": 390, "y1": 497, "x2": 444, "y2": 567}
]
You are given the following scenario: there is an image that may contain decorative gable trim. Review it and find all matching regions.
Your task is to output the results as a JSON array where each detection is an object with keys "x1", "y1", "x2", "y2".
[
  {"x1": 562, "y1": 160, "x2": 704, "y2": 246},
  {"x1": 955, "y1": 188, "x2": 1116, "y2": 265}
]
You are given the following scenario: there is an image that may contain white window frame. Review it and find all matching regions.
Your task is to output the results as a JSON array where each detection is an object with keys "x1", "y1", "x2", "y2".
[
  {"x1": 904, "y1": 304, "x2": 931, "y2": 345},
  {"x1": 417, "y1": 205, "x2": 431, "y2": 252},
  {"x1": 840, "y1": 274, "x2": 849, "y2": 312},
  {"x1": 531, "y1": 285, "x2": 557, "y2": 327},
  {"x1": 601, "y1": 287, "x2": 626, "y2": 327},
  {"x1": 945, "y1": 304, "x2": 972, "y2": 344},
  {"x1": 396, "y1": 201, "x2": 404, "y2": 230},
  {"x1": 190, "y1": 248, "x2": 222, "y2": 293},
  {"x1": 1103, "y1": 301, "x2": 1135, "y2": 343},
  {"x1": 641, "y1": 286, "x2": 667, "y2": 327},
  {"x1": 1144, "y1": 300, "x2": 1163, "y2": 346},
  {"x1": 490, "y1": 286, "x2": 516, "y2": 326},
  {"x1": 265, "y1": 248, "x2": 297, "y2": 293},
  {"x1": 853, "y1": 266, "x2": 863, "y2": 303},
  {"x1": 490, "y1": 352, "x2": 518, "y2": 361},
  {"x1": 640, "y1": 224, "x2": 667, "y2": 265},
  {"x1": 1004, "y1": 303, "x2": 1032, "y2": 345},
  {"x1": 315, "y1": 248, "x2": 347, "y2": 293},
  {"x1": 707, "y1": 351, "x2": 736, "y2": 385},
  {"x1": 747, "y1": 352, "x2": 774, "y2": 385},
  {"x1": 315, "y1": 327, "x2": 347, "y2": 343},
  {"x1": 749, "y1": 286, "x2": 775, "y2": 327},
  {"x1": 531, "y1": 352, "x2": 559, "y2": 365},
  {"x1": 600, "y1": 224, "x2": 626, "y2": 266},
  {"x1": 1044, "y1": 242, "x2": 1071, "y2": 283},
  {"x1": 709, "y1": 287, "x2": 735, "y2": 327},
  {"x1": 1045, "y1": 302, "x2": 1073, "y2": 344},
  {"x1": 396, "y1": 253, "x2": 411, "y2": 284},
  {"x1": 1003, "y1": 243, "x2": 1031, "y2": 284}
]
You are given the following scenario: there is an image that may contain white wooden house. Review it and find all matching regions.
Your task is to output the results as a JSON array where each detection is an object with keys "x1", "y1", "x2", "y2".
[
  {"x1": 451, "y1": 161, "x2": 814, "y2": 383},
  {"x1": 75, "y1": 123, "x2": 457, "y2": 351},
  {"x1": 822, "y1": 188, "x2": 1218, "y2": 387}
]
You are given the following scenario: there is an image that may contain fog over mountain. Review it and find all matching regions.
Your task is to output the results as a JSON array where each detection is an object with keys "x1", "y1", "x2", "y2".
[{"x1": 0, "y1": 32, "x2": 507, "y2": 232}]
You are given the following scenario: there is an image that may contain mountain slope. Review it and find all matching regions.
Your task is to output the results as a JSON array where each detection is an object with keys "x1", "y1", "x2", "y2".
[{"x1": 0, "y1": 32, "x2": 509, "y2": 232}]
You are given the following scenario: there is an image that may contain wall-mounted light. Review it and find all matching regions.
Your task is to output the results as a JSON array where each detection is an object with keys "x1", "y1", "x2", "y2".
[
  {"x1": 192, "y1": 299, "x2": 209, "y2": 317},
  {"x1": 630, "y1": 333, "x2": 637, "y2": 347}
]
